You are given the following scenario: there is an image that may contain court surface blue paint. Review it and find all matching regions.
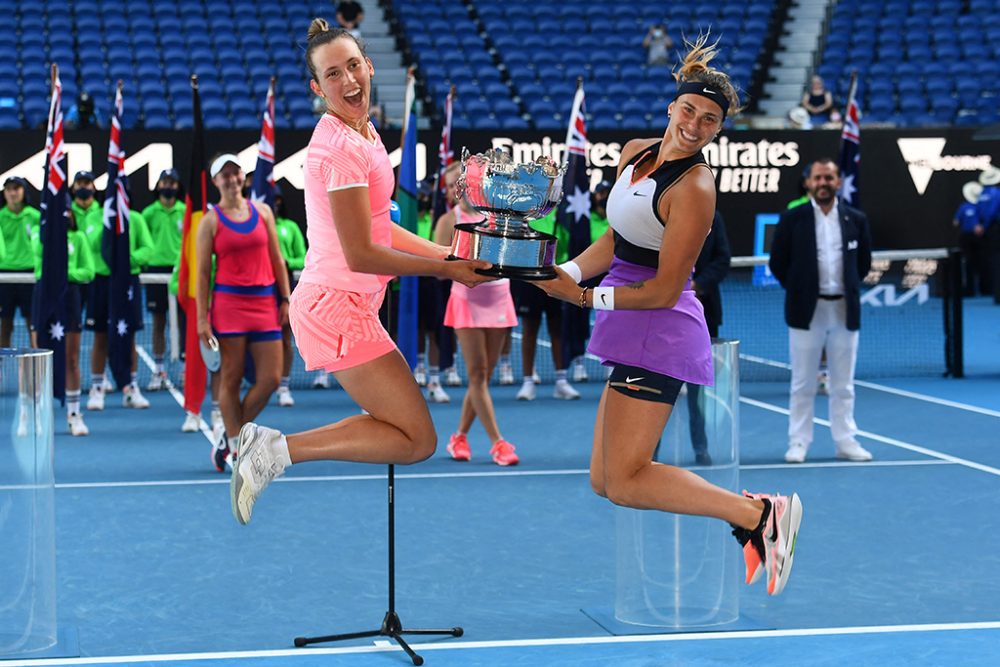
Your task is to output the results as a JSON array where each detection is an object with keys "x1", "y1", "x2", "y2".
[{"x1": 2, "y1": 302, "x2": 998, "y2": 666}]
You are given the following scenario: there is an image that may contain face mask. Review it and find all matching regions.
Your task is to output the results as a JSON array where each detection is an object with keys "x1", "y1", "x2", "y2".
[
  {"x1": 158, "y1": 187, "x2": 178, "y2": 199},
  {"x1": 74, "y1": 187, "x2": 94, "y2": 200}
]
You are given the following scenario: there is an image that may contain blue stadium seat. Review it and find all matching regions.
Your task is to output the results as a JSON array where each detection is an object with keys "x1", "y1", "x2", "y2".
[{"x1": 500, "y1": 116, "x2": 529, "y2": 129}]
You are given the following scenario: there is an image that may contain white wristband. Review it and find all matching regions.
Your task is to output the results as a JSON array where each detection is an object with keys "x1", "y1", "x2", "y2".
[
  {"x1": 592, "y1": 286, "x2": 615, "y2": 310},
  {"x1": 558, "y1": 260, "x2": 583, "y2": 284}
]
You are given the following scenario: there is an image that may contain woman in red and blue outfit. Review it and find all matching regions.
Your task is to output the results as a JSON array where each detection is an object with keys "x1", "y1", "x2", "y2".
[{"x1": 196, "y1": 153, "x2": 292, "y2": 472}]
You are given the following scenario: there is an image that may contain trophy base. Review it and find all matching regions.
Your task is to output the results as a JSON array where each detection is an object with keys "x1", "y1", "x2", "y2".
[
  {"x1": 476, "y1": 264, "x2": 557, "y2": 281},
  {"x1": 449, "y1": 222, "x2": 557, "y2": 282},
  {"x1": 445, "y1": 256, "x2": 557, "y2": 281}
]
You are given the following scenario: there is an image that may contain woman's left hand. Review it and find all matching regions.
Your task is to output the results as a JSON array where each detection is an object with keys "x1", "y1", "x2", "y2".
[{"x1": 534, "y1": 266, "x2": 582, "y2": 304}]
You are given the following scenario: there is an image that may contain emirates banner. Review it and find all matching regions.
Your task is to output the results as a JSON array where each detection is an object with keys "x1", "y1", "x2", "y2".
[{"x1": 1, "y1": 127, "x2": 996, "y2": 256}]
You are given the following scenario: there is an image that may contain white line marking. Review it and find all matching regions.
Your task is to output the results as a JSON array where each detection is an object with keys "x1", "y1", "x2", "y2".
[
  {"x1": 136, "y1": 344, "x2": 217, "y2": 445},
  {"x1": 0, "y1": 459, "x2": 949, "y2": 492},
  {"x1": 853, "y1": 378, "x2": 1000, "y2": 419},
  {"x1": 742, "y1": 396, "x2": 1000, "y2": 477},
  {"x1": 740, "y1": 353, "x2": 1000, "y2": 418},
  {"x1": 5, "y1": 620, "x2": 1000, "y2": 665}
]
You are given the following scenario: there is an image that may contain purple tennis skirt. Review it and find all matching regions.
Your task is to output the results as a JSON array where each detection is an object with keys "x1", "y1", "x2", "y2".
[{"x1": 587, "y1": 257, "x2": 714, "y2": 386}]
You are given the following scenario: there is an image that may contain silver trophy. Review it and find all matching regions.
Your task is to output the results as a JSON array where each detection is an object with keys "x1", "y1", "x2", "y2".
[{"x1": 449, "y1": 148, "x2": 565, "y2": 280}]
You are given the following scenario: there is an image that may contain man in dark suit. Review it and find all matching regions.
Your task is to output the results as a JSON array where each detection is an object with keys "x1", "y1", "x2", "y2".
[
  {"x1": 687, "y1": 211, "x2": 731, "y2": 465},
  {"x1": 768, "y1": 158, "x2": 873, "y2": 464}
]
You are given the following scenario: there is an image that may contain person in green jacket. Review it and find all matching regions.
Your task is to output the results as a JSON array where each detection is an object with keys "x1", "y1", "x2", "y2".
[
  {"x1": 141, "y1": 168, "x2": 186, "y2": 391},
  {"x1": 272, "y1": 186, "x2": 306, "y2": 407},
  {"x1": 509, "y1": 208, "x2": 580, "y2": 401},
  {"x1": 81, "y1": 180, "x2": 154, "y2": 411},
  {"x1": 0, "y1": 176, "x2": 32, "y2": 346},
  {"x1": 70, "y1": 171, "x2": 103, "y2": 236},
  {"x1": 32, "y1": 207, "x2": 95, "y2": 436}
]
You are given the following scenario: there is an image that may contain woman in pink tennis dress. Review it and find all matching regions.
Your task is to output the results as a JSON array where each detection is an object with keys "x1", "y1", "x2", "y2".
[{"x1": 229, "y1": 18, "x2": 493, "y2": 525}]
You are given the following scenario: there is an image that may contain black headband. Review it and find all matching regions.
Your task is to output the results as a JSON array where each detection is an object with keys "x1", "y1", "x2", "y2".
[{"x1": 674, "y1": 81, "x2": 729, "y2": 119}]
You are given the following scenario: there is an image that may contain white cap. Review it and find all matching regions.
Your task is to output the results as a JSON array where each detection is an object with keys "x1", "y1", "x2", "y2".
[
  {"x1": 963, "y1": 181, "x2": 983, "y2": 204},
  {"x1": 979, "y1": 165, "x2": 1000, "y2": 186},
  {"x1": 209, "y1": 154, "x2": 242, "y2": 178}
]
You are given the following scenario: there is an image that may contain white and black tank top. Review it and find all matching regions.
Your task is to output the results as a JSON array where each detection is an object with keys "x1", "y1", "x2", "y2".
[{"x1": 605, "y1": 143, "x2": 710, "y2": 268}]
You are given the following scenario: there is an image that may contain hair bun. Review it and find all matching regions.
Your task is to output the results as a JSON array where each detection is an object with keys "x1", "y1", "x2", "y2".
[{"x1": 307, "y1": 17, "x2": 331, "y2": 41}]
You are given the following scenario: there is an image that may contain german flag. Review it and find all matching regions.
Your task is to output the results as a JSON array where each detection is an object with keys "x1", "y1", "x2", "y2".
[{"x1": 178, "y1": 75, "x2": 207, "y2": 415}]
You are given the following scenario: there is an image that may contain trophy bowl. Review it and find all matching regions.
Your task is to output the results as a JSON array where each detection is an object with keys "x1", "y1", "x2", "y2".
[{"x1": 449, "y1": 149, "x2": 565, "y2": 280}]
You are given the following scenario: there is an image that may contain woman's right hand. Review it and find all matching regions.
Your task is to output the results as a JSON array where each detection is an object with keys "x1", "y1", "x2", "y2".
[
  {"x1": 197, "y1": 317, "x2": 215, "y2": 346},
  {"x1": 444, "y1": 258, "x2": 496, "y2": 288}
]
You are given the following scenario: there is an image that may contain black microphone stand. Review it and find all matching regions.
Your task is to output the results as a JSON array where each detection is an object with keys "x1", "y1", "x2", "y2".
[{"x1": 294, "y1": 289, "x2": 463, "y2": 665}]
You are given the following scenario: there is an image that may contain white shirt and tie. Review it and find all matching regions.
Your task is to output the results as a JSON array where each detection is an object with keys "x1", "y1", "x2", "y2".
[{"x1": 786, "y1": 198, "x2": 864, "y2": 459}]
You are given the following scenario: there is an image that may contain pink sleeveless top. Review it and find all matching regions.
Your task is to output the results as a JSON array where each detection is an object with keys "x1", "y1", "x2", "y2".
[{"x1": 212, "y1": 203, "x2": 276, "y2": 287}]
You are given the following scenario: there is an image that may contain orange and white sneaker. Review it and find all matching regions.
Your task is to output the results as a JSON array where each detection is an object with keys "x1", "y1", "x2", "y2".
[
  {"x1": 490, "y1": 439, "x2": 519, "y2": 466},
  {"x1": 733, "y1": 491, "x2": 803, "y2": 595},
  {"x1": 446, "y1": 433, "x2": 471, "y2": 461}
]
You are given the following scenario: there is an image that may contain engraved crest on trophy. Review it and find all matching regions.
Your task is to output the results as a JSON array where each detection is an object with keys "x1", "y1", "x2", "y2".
[{"x1": 448, "y1": 148, "x2": 566, "y2": 280}]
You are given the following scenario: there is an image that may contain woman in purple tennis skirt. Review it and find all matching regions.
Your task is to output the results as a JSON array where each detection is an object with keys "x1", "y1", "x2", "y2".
[{"x1": 539, "y1": 35, "x2": 803, "y2": 596}]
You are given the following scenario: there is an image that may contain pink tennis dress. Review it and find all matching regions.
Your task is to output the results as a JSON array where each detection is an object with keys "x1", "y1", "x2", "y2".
[{"x1": 290, "y1": 114, "x2": 397, "y2": 372}]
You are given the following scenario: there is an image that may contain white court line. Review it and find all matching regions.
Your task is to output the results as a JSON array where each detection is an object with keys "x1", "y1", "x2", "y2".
[
  {"x1": 5, "y1": 620, "x2": 1000, "y2": 666},
  {"x1": 742, "y1": 396, "x2": 1000, "y2": 478},
  {"x1": 8, "y1": 459, "x2": 948, "y2": 492},
  {"x1": 136, "y1": 345, "x2": 217, "y2": 445},
  {"x1": 740, "y1": 353, "x2": 1000, "y2": 419}
]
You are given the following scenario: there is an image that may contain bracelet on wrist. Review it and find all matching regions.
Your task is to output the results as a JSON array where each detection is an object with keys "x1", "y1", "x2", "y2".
[{"x1": 578, "y1": 286, "x2": 590, "y2": 309}]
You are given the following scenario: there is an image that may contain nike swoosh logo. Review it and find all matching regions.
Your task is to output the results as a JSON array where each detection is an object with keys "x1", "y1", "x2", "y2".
[
  {"x1": 702, "y1": 87, "x2": 716, "y2": 95},
  {"x1": 625, "y1": 376, "x2": 644, "y2": 383},
  {"x1": 600, "y1": 294, "x2": 608, "y2": 305},
  {"x1": 632, "y1": 191, "x2": 648, "y2": 197}
]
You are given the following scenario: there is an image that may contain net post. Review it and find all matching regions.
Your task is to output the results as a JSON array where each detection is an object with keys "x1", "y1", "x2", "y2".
[{"x1": 944, "y1": 248, "x2": 964, "y2": 378}]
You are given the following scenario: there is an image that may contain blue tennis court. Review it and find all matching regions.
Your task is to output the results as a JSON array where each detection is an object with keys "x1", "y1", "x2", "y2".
[{"x1": 1, "y1": 296, "x2": 999, "y2": 667}]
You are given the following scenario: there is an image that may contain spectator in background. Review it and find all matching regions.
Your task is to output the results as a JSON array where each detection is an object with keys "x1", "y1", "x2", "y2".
[
  {"x1": 142, "y1": 168, "x2": 185, "y2": 391},
  {"x1": 0, "y1": 177, "x2": 39, "y2": 346},
  {"x1": 801, "y1": 76, "x2": 834, "y2": 125},
  {"x1": 273, "y1": 184, "x2": 307, "y2": 407},
  {"x1": 977, "y1": 165, "x2": 1000, "y2": 304},
  {"x1": 31, "y1": 206, "x2": 95, "y2": 435},
  {"x1": 434, "y1": 164, "x2": 520, "y2": 466},
  {"x1": 954, "y1": 180, "x2": 989, "y2": 296},
  {"x1": 65, "y1": 91, "x2": 99, "y2": 130},
  {"x1": 510, "y1": 208, "x2": 579, "y2": 401},
  {"x1": 82, "y1": 175, "x2": 155, "y2": 411},
  {"x1": 643, "y1": 22, "x2": 674, "y2": 65},
  {"x1": 197, "y1": 154, "x2": 289, "y2": 472},
  {"x1": 687, "y1": 210, "x2": 731, "y2": 465},
  {"x1": 336, "y1": 0, "x2": 364, "y2": 37},
  {"x1": 768, "y1": 158, "x2": 873, "y2": 464}
]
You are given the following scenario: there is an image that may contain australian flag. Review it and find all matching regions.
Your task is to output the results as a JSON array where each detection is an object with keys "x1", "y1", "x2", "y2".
[
  {"x1": 250, "y1": 77, "x2": 276, "y2": 212},
  {"x1": 34, "y1": 64, "x2": 70, "y2": 402},
  {"x1": 557, "y1": 81, "x2": 592, "y2": 364},
  {"x1": 430, "y1": 85, "x2": 455, "y2": 223},
  {"x1": 838, "y1": 72, "x2": 861, "y2": 207},
  {"x1": 101, "y1": 83, "x2": 136, "y2": 390}
]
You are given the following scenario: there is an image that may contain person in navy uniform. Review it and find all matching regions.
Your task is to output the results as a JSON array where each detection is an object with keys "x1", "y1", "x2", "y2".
[{"x1": 768, "y1": 158, "x2": 873, "y2": 464}]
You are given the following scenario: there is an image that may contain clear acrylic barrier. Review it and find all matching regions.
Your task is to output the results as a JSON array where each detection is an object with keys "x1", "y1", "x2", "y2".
[
  {"x1": 0, "y1": 348, "x2": 57, "y2": 656},
  {"x1": 614, "y1": 339, "x2": 740, "y2": 629}
]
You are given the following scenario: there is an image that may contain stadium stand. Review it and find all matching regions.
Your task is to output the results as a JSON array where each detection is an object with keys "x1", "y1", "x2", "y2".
[{"x1": 815, "y1": 0, "x2": 1000, "y2": 126}]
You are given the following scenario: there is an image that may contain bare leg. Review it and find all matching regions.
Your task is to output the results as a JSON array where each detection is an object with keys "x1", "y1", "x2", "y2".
[
  {"x1": 593, "y1": 386, "x2": 764, "y2": 530},
  {"x1": 152, "y1": 312, "x2": 166, "y2": 359},
  {"x1": 285, "y1": 349, "x2": 437, "y2": 465},
  {"x1": 65, "y1": 333, "x2": 82, "y2": 392},
  {"x1": 1, "y1": 317, "x2": 13, "y2": 347},
  {"x1": 545, "y1": 312, "x2": 564, "y2": 370},
  {"x1": 520, "y1": 316, "x2": 539, "y2": 378},
  {"x1": 218, "y1": 336, "x2": 247, "y2": 439},
  {"x1": 455, "y1": 328, "x2": 507, "y2": 442},
  {"x1": 242, "y1": 339, "x2": 282, "y2": 423},
  {"x1": 281, "y1": 326, "x2": 294, "y2": 378},
  {"x1": 90, "y1": 331, "x2": 108, "y2": 376}
]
